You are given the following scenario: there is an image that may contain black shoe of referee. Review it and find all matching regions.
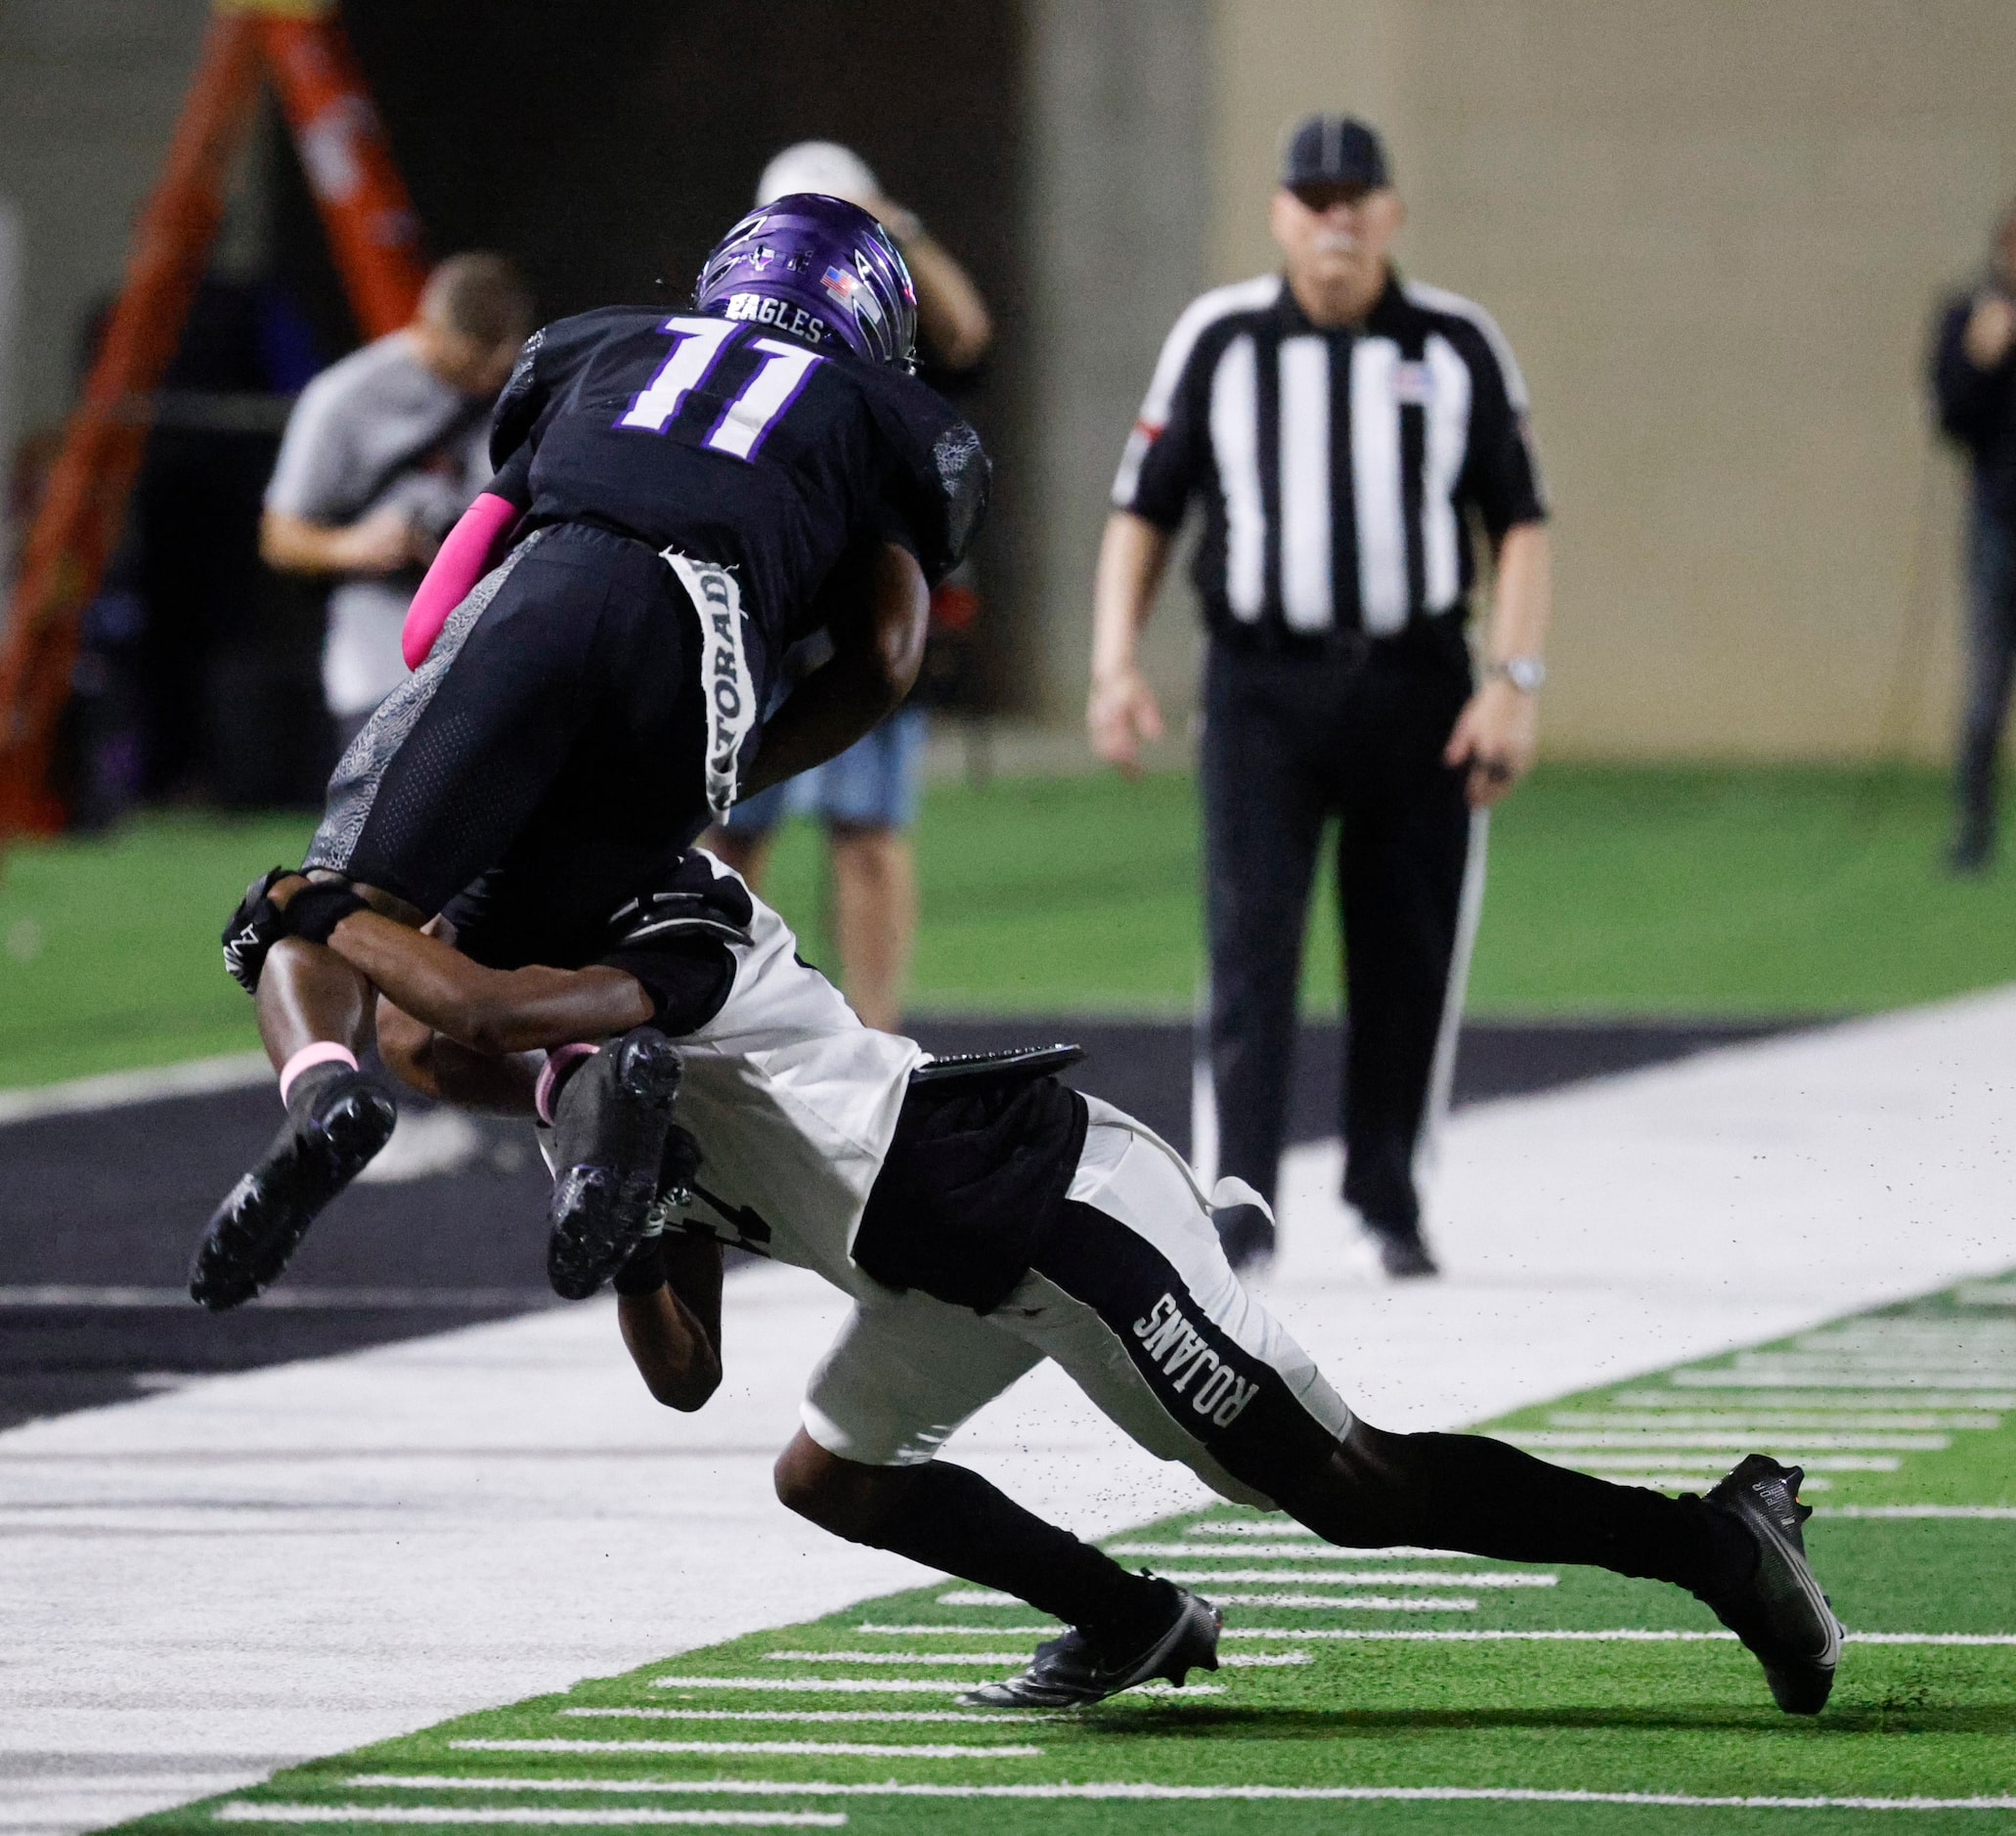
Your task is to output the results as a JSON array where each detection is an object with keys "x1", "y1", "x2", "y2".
[
  {"x1": 1365, "y1": 1217, "x2": 1439, "y2": 1279},
  {"x1": 957, "y1": 1581, "x2": 1222, "y2": 1709},
  {"x1": 190, "y1": 1064, "x2": 397, "y2": 1311},
  {"x1": 546, "y1": 1027, "x2": 684, "y2": 1300},
  {"x1": 1697, "y1": 1455, "x2": 1843, "y2": 1714}
]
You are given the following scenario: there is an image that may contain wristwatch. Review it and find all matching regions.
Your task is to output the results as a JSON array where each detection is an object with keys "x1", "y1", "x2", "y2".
[{"x1": 1489, "y1": 655, "x2": 1547, "y2": 694}]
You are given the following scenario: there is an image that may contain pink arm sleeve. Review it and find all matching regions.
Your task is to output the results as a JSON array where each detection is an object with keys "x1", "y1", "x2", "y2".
[{"x1": 401, "y1": 492, "x2": 522, "y2": 670}]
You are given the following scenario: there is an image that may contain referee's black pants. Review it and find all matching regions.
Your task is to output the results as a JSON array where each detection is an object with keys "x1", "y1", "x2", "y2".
[{"x1": 1200, "y1": 620, "x2": 1477, "y2": 1232}]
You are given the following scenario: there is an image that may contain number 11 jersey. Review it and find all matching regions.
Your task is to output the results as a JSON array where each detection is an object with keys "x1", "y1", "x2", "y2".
[{"x1": 488, "y1": 305, "x2": 990, "y2": 655}]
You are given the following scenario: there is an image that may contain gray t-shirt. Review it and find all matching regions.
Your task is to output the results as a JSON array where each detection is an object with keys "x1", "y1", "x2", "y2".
[{"x1": 266, "y1": 330, "x2": 493, "y2": 717}]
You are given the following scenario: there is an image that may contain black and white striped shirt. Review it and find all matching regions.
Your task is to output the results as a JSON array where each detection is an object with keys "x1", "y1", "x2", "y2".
[{"x1": 1114, "y1": 270, "x2": 1546, "y2": 644}]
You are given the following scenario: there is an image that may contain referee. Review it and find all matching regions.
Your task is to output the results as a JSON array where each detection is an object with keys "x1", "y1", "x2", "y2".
[{"x1": 1088, "y1": 114, "x2": 1552, "y2": 1278}]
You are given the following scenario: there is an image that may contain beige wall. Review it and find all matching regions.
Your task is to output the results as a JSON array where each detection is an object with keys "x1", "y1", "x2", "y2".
[{"x1": 1188, "y1": 0, "x2": 2016, "y2": 759}]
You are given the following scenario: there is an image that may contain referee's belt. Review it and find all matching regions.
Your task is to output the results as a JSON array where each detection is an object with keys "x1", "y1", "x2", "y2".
[{"x1": 1211, "y1": 604, "x2": 1466, "y2": 659}]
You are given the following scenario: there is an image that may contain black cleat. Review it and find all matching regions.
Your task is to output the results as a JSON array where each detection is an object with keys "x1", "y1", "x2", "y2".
[
  {"x1": 1366, "y1": 1217, "x2": 1439, "y2": 1279},
  {"x1": 190, "y1": 1069, "x2": 397, "y2": 1311},
  {"x1": 1699, "y1": 1454, "x2": 1843, "y2": 1714},
  {"x1": 547, "y1": 1027, "x2": 683, "y2": 1300},
  {"x1": 957, "y1": 1582, "x2": 1221, "y2": 1709}
]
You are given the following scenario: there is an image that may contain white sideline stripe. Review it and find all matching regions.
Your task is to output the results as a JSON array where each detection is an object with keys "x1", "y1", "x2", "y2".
[
  {"x1": 559, "y1": 1709, "x2": 1055, "y2": 1725},
  {"x1": 648, "y1": 1675, "x2": 1219, "y2": 1696},
  {"x1": 215, "y1": 1811, "x2": 841, "y2": 1829},
  {"x1": 0, "y1": 1050, "x2": 269, "y2": 1123},
  {"x1": 1222, "y1": 1651, "x2": 1310, "y2": 1666},
  {"x1": 1144, "y1": 1567, "x2": 1556, "y2": 1587},
  {"x1": 336, "y1": 1777, "x2": 2016, "y2": 1811},
  {"x1": 0, "y1": 1286, "x2": 550, "y2": 1311},
  {"x1": 450, "y1": 1738, "x2": 1040, "y2": 1759},
  {"x1": 1817, "y1": 1506, "x2": 2016, "y2": 1520}
]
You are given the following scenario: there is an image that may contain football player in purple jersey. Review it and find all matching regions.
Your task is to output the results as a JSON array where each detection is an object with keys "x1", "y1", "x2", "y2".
[{"x1": 196, "y1": 196, "x2": 989, "y2": 1317}]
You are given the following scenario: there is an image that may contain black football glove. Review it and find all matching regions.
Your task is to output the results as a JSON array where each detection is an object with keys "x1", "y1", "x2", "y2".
[{"x1": 221, "y1": 867, "x2": 295, "y2": 996}]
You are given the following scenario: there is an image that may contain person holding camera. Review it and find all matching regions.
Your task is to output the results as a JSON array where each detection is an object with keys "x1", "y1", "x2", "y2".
[{"x1": 262, "y1": 253, "x2": 534, "y2": 753}]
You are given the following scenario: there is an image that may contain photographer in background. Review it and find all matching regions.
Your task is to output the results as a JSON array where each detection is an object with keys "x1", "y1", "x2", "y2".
[
  {"x1": 708, "y1": 142, "x2": 993, "y2": 1030},
  {"x1": 1932, "y1": 202, "x2": 2016, "y2": 874},
  {"x1": 262, "y1": 253, "x2": 534, "y2": 753}
]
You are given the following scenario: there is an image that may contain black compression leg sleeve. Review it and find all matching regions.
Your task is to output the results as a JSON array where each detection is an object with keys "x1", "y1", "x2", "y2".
[
  {"x1": 861, "y1": 1461, "x2": 1169, "y2": 1646},
  {"x1": 1287, "y1": 1429, "x2": 1754, "y2": 1597}
]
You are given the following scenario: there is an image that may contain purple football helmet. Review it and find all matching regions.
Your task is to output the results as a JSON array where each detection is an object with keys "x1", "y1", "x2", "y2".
[{"x1": 693, "y1": 194, "x2": 918, "y2": 372}]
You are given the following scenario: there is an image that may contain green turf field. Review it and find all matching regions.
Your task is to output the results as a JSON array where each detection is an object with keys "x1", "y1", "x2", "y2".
[
  {"x1": 108, "y1": 1273, "x2": 2016, "y2": 1835},
  {"x1": 2, "y1": 764, "x2": 2013, "y2": 1088}
]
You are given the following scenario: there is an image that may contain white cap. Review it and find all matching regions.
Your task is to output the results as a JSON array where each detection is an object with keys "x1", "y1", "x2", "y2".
[{"x1": 755, "y1": 141, "x2": 880, "y2": 209}]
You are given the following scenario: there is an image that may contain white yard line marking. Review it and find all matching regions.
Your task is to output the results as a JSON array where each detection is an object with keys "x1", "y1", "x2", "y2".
[
  {"x1": 1566, "y1": 1452, "x2": 1898, "y2": 1472},
  {"x1": 559, "y1": 1709, "x2": 1054, "y2": 1725},
  {"x1": 1141, "y1": 1567, "x2": 1556, "y2": 1587},
  {"x1": 1103, "y1": 1542, "x2": 1498, "y2": 1561},
  {"x1": 1510, "y1": 1431, "x2": 1950, "y2": 1452},
  {"x1": 1670, "y1": 1373, "x2": 2015, "y2": 1391},
  {"x1": 1184, "y1": 1522, "x2": 1321, "y2": 1539},
  {"x1": 858, "y1": 1624, "x2": 1423, "y2": 1641},
  {"x1": 1205, "y1": 1593, "x2": 1481, "y2": 1611},
  {"x1": 216, "y1": 1811, "x2": 841, "y2": 1829},
  {"x1": 855, "y1": 1625, "x2": 1056, "y2": 1637},
  {"x1": 1222, "y1": 1651, "x2": 1310, "y2": 1666},
  {"x1": 1612, "y1": 1389, "x2": 2016, "y2": 1410},
  {"x1": 451, "y1": 1738, "x2": 1040, "y2": 1759},
  {"x1": 763, "y1": 1651, "x2": 1025, "y2": 1666},
  {"x1": 939, "y1": 1587, "x2": 1478, "y2": 1612},
  {"x1": 1547, "y1": 1413, "x2": 2000, "y2": 1431},
  {"x1": 648, "y1": 1675, "x2": 1219, "y2": 1696},
  {"x1": 1816, "y1": 1506, "x2": 2016, "y2": 1520},
  {"x1": 336, "y1": 1776, "x2": 2016, "y2": 1811}
]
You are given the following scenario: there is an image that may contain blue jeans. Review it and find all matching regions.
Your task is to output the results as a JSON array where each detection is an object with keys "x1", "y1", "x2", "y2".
[{"x1": 723, "y1": 704, "x2": 928, "y2": 835}]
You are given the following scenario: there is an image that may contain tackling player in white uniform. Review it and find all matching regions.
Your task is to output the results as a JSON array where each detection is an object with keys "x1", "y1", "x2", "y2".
[{"x1": 230, "y1": 852, "x2": 1843, "y2": 1715}]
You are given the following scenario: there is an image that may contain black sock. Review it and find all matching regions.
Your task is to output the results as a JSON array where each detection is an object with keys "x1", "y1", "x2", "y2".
[
  {"x1": 283, "y1": 1059, "x2": 353, "y2": 1117},
  {"x1": 870, "y1": 1462, "x2": 1170, "y2": 1649},
  {"x1": 1302, "y1": 1430, "x2": 1756, "y2": 1597}
]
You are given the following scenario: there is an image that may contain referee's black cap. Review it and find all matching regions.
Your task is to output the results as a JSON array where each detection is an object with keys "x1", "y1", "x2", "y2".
[{"x1": 1279, "y1": 113, "x2": 1391, "y2": 192}]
